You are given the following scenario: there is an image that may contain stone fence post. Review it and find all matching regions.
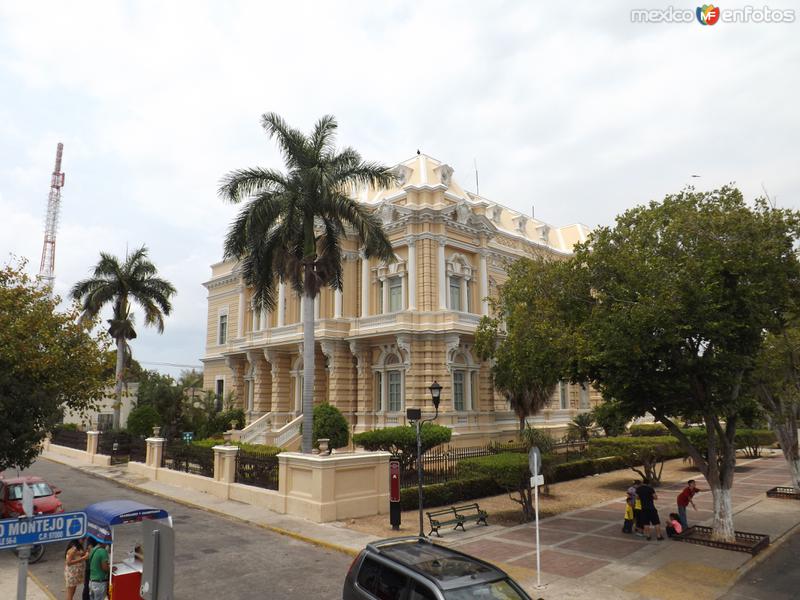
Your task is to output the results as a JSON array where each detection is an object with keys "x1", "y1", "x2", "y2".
[
  {"x1": 145, "y1": 437, "x2": 165, "y2": 469},
  {"x1": 213, "y1": 445, "x2": 239, "y2": 484},
  {"x1": 86, "y1": 431, "x2": 100, "y2": 456}
]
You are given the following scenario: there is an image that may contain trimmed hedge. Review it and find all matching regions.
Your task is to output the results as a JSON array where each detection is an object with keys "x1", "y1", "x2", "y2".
[
  {"x1": 312, "y1": 403, "x2": 349, "y2": 449},
  {"x1": 191, "y1": 438, "x2": 281, "y2": 455},
  {"x1": 629, "y1": 423, "x2": 669, "y2": 437},
  {"x1": 587, "y1": 436, "x2": 684, "y2": 460},
  {"x1": 544, "y1": 455, "x2": 629, "y2": 483},
  {"x1": 353, "y1": 424, "x2": 451, "y2": 470},
  {"x1": 399, "y1": 477, "x2": 501, "y2": 511}
]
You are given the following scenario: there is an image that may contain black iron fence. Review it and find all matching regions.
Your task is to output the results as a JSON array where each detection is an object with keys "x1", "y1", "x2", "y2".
[
  {"x1": 51, "y1": 429, "x2": 88, "y2": 451},
  {"x1": 235, "y1": 450, "x2": 279, "y2": 490},
  {"x1": 98, "y1": 432, "x2": 147, "y2": 465},
  {"x1": 161, "y1": 442, "x2": 214, "y2": 478}
]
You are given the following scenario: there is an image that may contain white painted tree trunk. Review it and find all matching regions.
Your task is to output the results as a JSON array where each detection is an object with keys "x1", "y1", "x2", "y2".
[
  {"x1": 301, "y1": 291, "x2": 315, "y2": 453},
  {"x1": 790, "y1": 456, "x2": 800, "y2": 492},
  {"x1": 113, "y1": 336, "x2": 125, "y2": 430},
  {"x1": 773, "y1": 422, "x2": 800, "y2": 492},
  {"x1": 710, "y1": 486, "x2": 735, "y2": 543}
]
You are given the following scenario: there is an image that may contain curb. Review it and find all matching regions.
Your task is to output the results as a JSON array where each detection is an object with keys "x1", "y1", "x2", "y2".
[{"x1": 41, "y1": 454, "x2": 361, "y2": 558}]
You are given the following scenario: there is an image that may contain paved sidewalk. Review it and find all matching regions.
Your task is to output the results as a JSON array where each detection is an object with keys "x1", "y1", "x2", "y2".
[
  {"x1": 447, "y1": 455, "x2": 798, "y2": 600},
  {"x1": 0, "y1": 553, "x2": 54, "y2": 599},
  {"x1": 41, "y1": 449, "x2": 799, "y2": 600}
]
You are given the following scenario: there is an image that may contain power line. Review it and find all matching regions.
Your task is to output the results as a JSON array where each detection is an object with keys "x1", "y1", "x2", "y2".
[{"x1": 138, "y1": 361, "x2": 203, "y2": 369}]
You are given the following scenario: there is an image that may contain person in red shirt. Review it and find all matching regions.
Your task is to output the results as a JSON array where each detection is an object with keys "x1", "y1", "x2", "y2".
[{"x1": 676, "y1": 479, "x2": 705, "y2": 529}]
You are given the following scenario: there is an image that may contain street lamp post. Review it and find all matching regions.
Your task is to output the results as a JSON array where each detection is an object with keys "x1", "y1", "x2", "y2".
[{"x1": 408, "y1": 380, "x2": 442, "y2": 538}]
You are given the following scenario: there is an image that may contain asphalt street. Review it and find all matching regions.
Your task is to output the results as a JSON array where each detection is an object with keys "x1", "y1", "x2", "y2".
[
  {"x1": 724, "y1": 527, "x2": 800, "y2": 600},
  {"x1": 2, "y1": 459, "x2": 352, "y2": 599}
]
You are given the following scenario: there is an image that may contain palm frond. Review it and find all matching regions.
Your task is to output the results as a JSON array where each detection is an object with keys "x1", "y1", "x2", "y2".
[
  {"x1": 260, "y1": 112, "x2": 310, "y2": 170},
  {"x1": 218, "y1": 167, "x2": 289, "y2": 204}
]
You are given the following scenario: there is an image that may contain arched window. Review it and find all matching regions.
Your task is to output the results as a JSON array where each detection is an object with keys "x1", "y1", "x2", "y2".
[
  {"x1": 291, "y1": 357, "x2": 304, "y2": 414},
  {"x1": 446, "y1": 254, "x2": 474, "y2": 313},
  {"x1": 450, "y1": 351, "x2": 478, "y2": 412},
  {"x1": 373, "y1": 351, "x2": 406, "y2": 413}
]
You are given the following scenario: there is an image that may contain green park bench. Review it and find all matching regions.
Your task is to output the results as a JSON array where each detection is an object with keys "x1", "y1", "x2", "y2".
[
  {"x1": 426, "y1": 507, "x2": 465, "y2": 537},
  {"x1": 453, "y1": 503, "x2": 489, "y2": 528}
]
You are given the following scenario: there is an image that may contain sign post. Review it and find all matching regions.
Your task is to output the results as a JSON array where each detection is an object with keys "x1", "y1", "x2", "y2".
[
  {"x1": 528, "y1": 447, "x2": 545, "y2": 590},
  {"x1": 389, "y1": 460, "x2": 401, "y2": 530},
  {"x1": 0, "y1": 494, "x2": 88, "y2": 600}
]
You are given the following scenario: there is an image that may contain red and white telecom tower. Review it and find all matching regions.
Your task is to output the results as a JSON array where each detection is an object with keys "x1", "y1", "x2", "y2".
[{"x1": 38, "y1": 142, "x2": 65, "y2": 292}]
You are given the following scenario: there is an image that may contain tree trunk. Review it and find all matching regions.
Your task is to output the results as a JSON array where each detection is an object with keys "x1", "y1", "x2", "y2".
[
  {"x1": 113, "y1": 336, "x2": 125, "y2": 430},
  {"x1": 301, "y1": 291, "x2": 316, "y2": 453},
  {"x1": 772, "y1": 421, "x2": 800, "y2": 492},
  {"x1": 710, "y1": 485, "x2": 735, "y2": 542}
]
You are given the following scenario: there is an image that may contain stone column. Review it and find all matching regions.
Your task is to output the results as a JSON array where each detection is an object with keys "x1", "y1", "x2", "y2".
[
  {"x1": 226, "y1": 356, "x2": 246, "y2": 409},
  {"x1": 277, "y1": 282, "x2": 286, "y2": 327},
  {"x1": 360, "y1": 251, "x2": 370, "y2": 317},
  {"x1": 407, "y1": 239, "x2": 416, "y2": 310},
  {"x1": 438, "y1": 239, "x2": 447, "y2": 310},
  {"x1": 381, "y1": 277, "x2": 388, "y2": 314},
  {"x1": 213, "y1": 445, "x2": 239, "y2": 483},
  {"x1": 86, "y1": 431, "x2": 99, "y2": 456},
  {"x1": 260, "y1": 306, "x2": 268, "y2": 330},
  {"x1": 237, "y1": 285, "x2": 246, "y2": 337},
  {"x1": 479, "y1": 251, "x2": 489, "y2": 315},
  {"x1": 145, "y1": 437, "x2": 165, "y2": 469},
  {"x1": 400, "y1": 273, "x2": 407, "y2": 311},
  {"x1": 334, "y1": 288, "x2": 343, "y2": 318},
  {"x1": 460, "y1": 277, "x2": 468, "y2": 312},
  {"x1": 314, "y1": 296, "x2": 320, "y2": 320},
  {"x1": 265, "y1": 349, "x2": 292, "y2": 421}
]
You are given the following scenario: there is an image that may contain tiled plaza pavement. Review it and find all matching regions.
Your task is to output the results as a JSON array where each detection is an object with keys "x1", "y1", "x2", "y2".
[{"x1": 450, "y1": 454, "x2": 796, "y2": 598}]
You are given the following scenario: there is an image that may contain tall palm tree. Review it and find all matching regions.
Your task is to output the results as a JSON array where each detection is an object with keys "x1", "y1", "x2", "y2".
[
  {"x1": 219, "y1": 113, "x2": 395, "y2": 453},
  {"x1": 71, "y1": 247, "x2": 176, "y2": 430}
]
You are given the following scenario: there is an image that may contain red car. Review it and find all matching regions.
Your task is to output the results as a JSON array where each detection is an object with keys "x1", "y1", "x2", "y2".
[{"x1": 0, "y1": 476, "x2": 64, "y2": 517}]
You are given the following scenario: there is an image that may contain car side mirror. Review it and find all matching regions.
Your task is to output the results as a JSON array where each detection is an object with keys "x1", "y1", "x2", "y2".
[{"x1": 53, "y1": 488, "x2": 62, "y2": 495}]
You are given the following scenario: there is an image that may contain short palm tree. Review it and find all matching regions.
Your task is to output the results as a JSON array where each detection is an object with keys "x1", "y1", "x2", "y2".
[
  {"x1": 219, "y1": 113, "x2": 395, "y2": 453},
  {"x1": 71, "y1": 247, "x2": 176, "y2": 429}
]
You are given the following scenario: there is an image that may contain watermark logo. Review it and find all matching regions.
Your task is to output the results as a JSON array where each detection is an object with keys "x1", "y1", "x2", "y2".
[
  {"x1": 696, "y1": 4, "x2": 721, "y2": 25},
  {"x1": 631, "y1": 5, "x2": 795, "y2": 24}
]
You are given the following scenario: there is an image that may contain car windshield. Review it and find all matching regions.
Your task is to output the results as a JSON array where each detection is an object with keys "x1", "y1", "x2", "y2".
[
  {"x1": 444, "y1": 579, "x2": 528, "y2": 600},
  {"x1": 7, "y1": 483, "x2": 53, "y2": 500}
]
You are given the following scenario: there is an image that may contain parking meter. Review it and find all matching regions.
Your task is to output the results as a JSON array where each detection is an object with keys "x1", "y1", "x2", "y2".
[{"x1": 389, "y1": 460, "x2": 401, "y2": 530}]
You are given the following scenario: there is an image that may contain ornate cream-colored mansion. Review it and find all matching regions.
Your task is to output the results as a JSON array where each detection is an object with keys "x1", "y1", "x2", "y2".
[{"x1": 202, "y1": 154, "x2": 601, "y2": 448}]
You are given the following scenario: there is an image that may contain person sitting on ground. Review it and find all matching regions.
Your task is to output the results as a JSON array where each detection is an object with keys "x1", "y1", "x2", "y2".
[
  {"x1": 636, "y1": 479, "x2": 664, "y2": 541},
  {"x1": 666, "y1": 512, "x2": 683, "y2": 538},
  {"x1": 676, "y1": 479, "x2": 705, "y2": 530}
]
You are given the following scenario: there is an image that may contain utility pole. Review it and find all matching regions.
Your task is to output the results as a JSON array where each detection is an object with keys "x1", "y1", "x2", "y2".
[{"x1": 38, "y1": 142, "x2": 65, "y2": 293}]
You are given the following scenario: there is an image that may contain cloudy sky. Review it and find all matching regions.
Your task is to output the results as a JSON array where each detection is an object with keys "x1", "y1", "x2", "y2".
[{"x1": 2, "y1": 1, "x2": 798, "y2": 377}]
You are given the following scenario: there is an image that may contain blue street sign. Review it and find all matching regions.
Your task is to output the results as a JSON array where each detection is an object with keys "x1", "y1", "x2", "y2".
[
  {"x1": 182, "y1": 432, "x2": 194, "y2": 443},
  {"x1": 0, "y1": 511, "x2": 87, "y2": 550}
]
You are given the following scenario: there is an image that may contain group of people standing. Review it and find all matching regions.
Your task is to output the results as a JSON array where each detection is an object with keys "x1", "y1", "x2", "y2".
[
  {"x1": 622, "y1": 479, "x2": 704, "y2": 540},
  {"x1": 64, "y1": 537, "x2": 110, "y2": 600}
]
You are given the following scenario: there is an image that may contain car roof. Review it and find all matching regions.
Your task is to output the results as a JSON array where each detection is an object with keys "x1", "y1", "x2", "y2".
[
  {"x1": 1, "y1": 476, "x2": 45, "y2": 485},
  {"x1": 366, "y1": 537, "x2": 506, "y2": 591}
]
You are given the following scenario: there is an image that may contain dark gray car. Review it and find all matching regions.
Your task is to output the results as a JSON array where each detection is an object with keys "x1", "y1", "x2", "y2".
[{"x1": 343, "y1": 536, "x2": 533, "y2": 600}]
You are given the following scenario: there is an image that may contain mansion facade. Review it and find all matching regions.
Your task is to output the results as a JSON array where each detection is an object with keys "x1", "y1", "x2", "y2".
[{"x1": 201, "y1": 154, "x2": 600, "y2": 448}]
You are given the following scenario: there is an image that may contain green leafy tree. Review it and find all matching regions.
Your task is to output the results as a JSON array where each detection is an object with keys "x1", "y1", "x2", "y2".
[
  {"x1": 750, "y1": 327, "x2": 800, "y2": 490},
  {"x1": 587, "y1": 436, "x2": 684, "y2": 486},
  {"x1": 561, "y1": 188, "x2": 800, "y2": 541},
  {"x1": 312, "y1": 403, "x2": 349, "y2": 449},
  {"x1": 126, "y1": 405, "x2": 161, "y2": 438},
  {"x1": 0, "y1": 262, "x2": 108, "y2": 470},
  {"x1": 219, "y1": 113, "x2": 395, "y2": 453},
  {"x1": 136, "y1": 370, "x2": 185, "y2": 438},
  {"x1": 590, "y1": 400, "x2": 629, "y2": 437},
  {"x1": 460, "y1": 453, "x2": 535, "y2": 521},
  {"x1": 475, "y1": 257, "x2": 569, "y2": 433},
  {"x1": 71, "y1": 247, "x2": 176, "y2": 429}
]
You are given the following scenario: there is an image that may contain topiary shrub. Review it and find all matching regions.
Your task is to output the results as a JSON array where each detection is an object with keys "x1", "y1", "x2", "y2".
[
  {"x1": 735, "y1": 429, "x2": 776, "y2": 458},
  {"x1": 353, "y1": 424, "x2": 451, "y2": 471},
  {"x1": 312, "y1": 403, "x2": 349, "y2": 449},
  {"x1": 126, "y1": 405, "x2": 161, "y2": 438},
  {"x1": 629, "y1": 423, "x2": 669, "y2": 437},
  {"x1": 587, "y1": 435, "x2": 683, "y2": 485},
  {"x1": 460, "y1": 453, "x2": 534, "y2": 520},
  {"x1": 208, "y1": 408, "x2": 246, "y2": 436}
]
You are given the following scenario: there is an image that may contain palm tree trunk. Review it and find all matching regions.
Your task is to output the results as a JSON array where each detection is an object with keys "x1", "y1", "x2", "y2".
[
  {"x1": 113, "y1": 336, "x2": 125, "y2": 430},
  {"x1": 301, "y1": 291, "x2": 316, "y2": 453}
]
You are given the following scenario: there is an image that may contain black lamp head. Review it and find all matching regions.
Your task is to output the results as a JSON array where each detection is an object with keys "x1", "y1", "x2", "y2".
[{"x1": 429, "y1": 380, "x2": 442, "y2": 409}]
